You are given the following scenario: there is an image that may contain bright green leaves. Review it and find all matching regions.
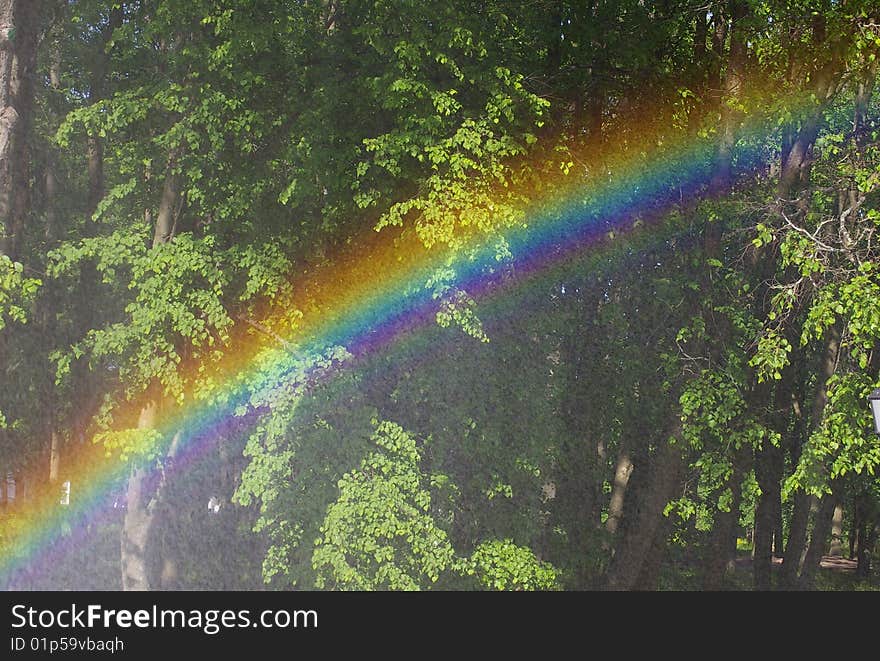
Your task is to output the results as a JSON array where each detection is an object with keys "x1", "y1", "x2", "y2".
[
  {"x1": 50, "y1": 231, "x2": 233, "y2": 402},
  {"x1": 752, "y1": 222, "x2": 774, "y2": 249},
  {"x1": 93, "y1": 427, "x2": 164, "y2": 463},
  {"x1": 750, "y1": 329, "x2": 794, "y2": 383},
  {"x1": 779, "y1": 231, "x2": 824, "y2": 278},
  {"x1": 467, "y1": 539, "x2": 559, "y2": 591},
  {"x1": 0, "y1": 256, "x2": 40, "y2": 332},
  {"x1": 226, "y1": 238, "x2": 297, "y2": 311},
  {"x1": 312, "y1": 421, "x2": 457, "y2": 590},
  {"x1": 311, "y1": 420, "x2": 561, "y2": 591},
  {"x1": 356, "y1": 2, "x2": 548, "y2": 251},
  {"x1": 0, "y1": 256, "x2": 40, "y2": 434},
  {"x1": 369, "y1": 115, "x2": 531, "y2": 248},
  {"x1": 49, "y1": 224, "x2": 301, "y2": 405},
  {"x1": 673, "y1": 362, "x2": 775, "y2": 534},
  {"x1": 730, "y1": 61, "x2": 880, "y2": 511},
  {"x1": 434, "y1": 287, "x2": 488, "y2": 342},
  {"x1": 680, "y1": 370, "x2": 749, "y2": 450},
  {"x1": 803, "y1": 275, "x2": 880, "y2": 363},
  {"x1": 786, "y1": 372, "x2": 880, "y2": 496},
  {"x1": 56, "y1": 92, "x2": 151, "y2": 149}
]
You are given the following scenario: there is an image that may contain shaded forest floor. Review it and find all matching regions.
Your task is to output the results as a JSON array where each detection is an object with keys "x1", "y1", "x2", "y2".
[
  {"x1": 662, "y1": 550, "x2": 880, "y2": 591},
  {"x1": 9, "y1": 515, "x2": 878, "y2": 591}
]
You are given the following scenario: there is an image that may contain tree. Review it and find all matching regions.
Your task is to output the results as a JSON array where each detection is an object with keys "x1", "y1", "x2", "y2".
[{"x1": 3, "y1": 0, "x2": 880, "y2": 593}]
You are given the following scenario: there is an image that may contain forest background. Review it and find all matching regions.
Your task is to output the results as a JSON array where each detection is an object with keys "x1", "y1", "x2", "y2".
[{"x1": 1, "y1": 0, "x2": 879, "y2": 591}]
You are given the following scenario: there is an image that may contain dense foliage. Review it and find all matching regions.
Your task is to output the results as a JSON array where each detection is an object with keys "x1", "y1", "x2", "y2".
[{"x1": 1, "y1": 0, "x2": 879, "y2": 590}]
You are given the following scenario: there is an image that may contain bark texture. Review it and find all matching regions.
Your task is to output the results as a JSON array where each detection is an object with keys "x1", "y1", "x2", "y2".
[
  {"x1": 604, "y1": 424, "x2": 684, "y2": 591},
  {"x1": 0, "y1": 0, "x2": 39, "y2": 259}
]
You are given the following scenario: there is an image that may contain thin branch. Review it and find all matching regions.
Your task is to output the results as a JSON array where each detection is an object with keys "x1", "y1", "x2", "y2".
[
  {"x1": 235, "y1": 314, "x2": 293, "y2": 348},
  {"x1": 779, "y1": 208, "x2": 841, "y2": 253}
]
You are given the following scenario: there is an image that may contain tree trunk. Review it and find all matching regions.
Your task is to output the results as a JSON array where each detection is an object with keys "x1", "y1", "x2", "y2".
[
  {"x1": 121, "y1": 399, "x2": 184, "y2": 591},
  {"x1": 42, "y1": 25, "x2": 63, "y2": 489},
  {"x1": 772, "y1": 494, "x2": 785, "y2": 557},
  {"x1": 604, "y1": 449, "x2": 632, "y2": 536},
  {"x1": 829, "y1": 504, "x2": 844, "y2": 557},
  {"x1": 84, "y1": 4, "x2": 121, "y2": 225},
  {"x1": 121, "y1": 397, "x2": 158, "y2": 591},
  {"x1": 0, "y1": 0, "x2": 39, "y2": 259},
  {"x1": 44, "y1": 150, "x2": 58, "y2": 239},
  {"x1": 604, "y1": 423, "x2": 684, "y2": 591},
  {"x1": 753, "y1": 439, "x2": 783, "y2": 590},
  {"x1": 849, "y1": 493, "x2": 860, "y2": 560},
  {"x1": 552, "y1": 431, "x2": 600, "y2": 588},
  {"x1": 157, "y1": 431, "x2": 183, "y2": 590},
  {"x1": 633, "y1": 516, "x2": 671, "y2": 590},
  {"x1": 692, "y1": 8, "x2": 707, "y2": 84},
  {"x1": 48, "y1": 430, "x2": 60, "y2": 484},
  {"x1": 121, "y1": 149, "x2": 183, "y2": 590},
  {"x1": 67, "y1": 5, "x2": 122, "y2": 466},
  {"x1": 781, "y1": 326, "x2": 839, "y2": 585},
  {"x1": 707, "y1": 4, "x2": 727, "y2": 103},
  {"x1": 799, "y1": 493, "x2": 837, "y2": 589},
  {"x1": 856, "y1": 522, "x2": 876, "y2": 579},
  {"x1": 778, "y1": 117, "x2": 822, "y2": 197},
  {"x1": 853, "y1": 489, "x2": 876, "y2": 578},
  {"x1": 752, "y1": 493, "x2": 774, "y2": 590},
  {"x1": 777, "y1": 19, "x2": 839, "y2": 199},
  {"x1": 709, "y1": 0, "x2": 747, "y2": 192},
  {"x1": 152, "y1": 152, "x2": 182, "y2": 248},
  {"x1": 703, "y1": 446, "x2": 748, "y2": 590},
  {"x1": 780, "y1": 492, "x2": 812, "y2": 587}
]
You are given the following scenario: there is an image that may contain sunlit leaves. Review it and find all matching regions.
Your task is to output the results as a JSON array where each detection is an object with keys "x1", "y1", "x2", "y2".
[
  {"x1": 312, "y1": 421, "x2": 457, "y2": 590},
  {"x1": 0, "y1": 256, "x2": 40, "y2": 332},
  {"x1": 468, "y1": 539, "x2": 559, "y2": 591}
]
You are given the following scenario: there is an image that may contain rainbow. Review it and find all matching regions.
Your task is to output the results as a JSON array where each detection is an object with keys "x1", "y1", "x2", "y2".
[{"x1": 0, "y1": 102, "x2": 792, "y2": 588}]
